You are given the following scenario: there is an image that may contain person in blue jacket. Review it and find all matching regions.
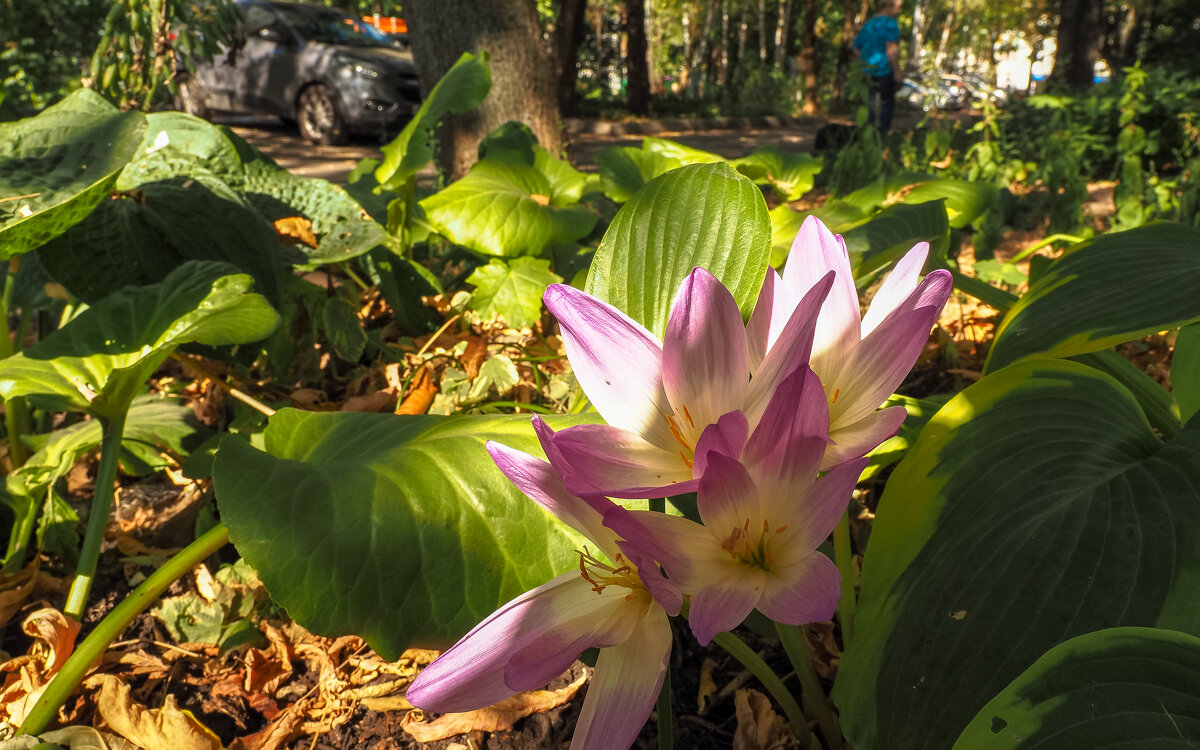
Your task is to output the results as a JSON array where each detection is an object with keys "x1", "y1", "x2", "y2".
[{"x1": 853, "y1": 0, "x2": 904, "y2": 134}]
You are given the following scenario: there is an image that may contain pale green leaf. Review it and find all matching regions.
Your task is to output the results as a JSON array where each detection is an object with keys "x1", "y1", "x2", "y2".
[{"x1": 467, "y1": 256, "x2": 562, "y2": 328}]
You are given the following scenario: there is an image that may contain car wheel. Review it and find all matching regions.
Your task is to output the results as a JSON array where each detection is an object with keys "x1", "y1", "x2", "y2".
[
  {"x1": 175, "y1": 75, "x2": 210, "y2": 120},
  {"x1": 297, "y1": 85, "x2": 347, "y2": 145}
]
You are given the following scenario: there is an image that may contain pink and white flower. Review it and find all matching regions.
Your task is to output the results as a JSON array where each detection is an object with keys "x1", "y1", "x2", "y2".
[
  {"x1": 748, "y1": 215, "x2": 953, "y2": 468},
  {"x1": 405, "y1": 444, "x2": 673, "y2": 750},
  {"x1": 542, "y1": 266, "x2": 833, "y2": 499}
]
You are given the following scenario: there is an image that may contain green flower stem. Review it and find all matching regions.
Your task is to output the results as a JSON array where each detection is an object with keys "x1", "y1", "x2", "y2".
[
  {"x1": 0, "y1": 261, "x2": 28, "y2": 470},
  {"x1": 833, "y1": 511, "x2": 856, "y2": 649},
  {"x1": 775, "y1": 623, "x2": 843, "y2": 749},
  {"x1": 20, "y1": 523, "x2": 230, "y2": 737},
  {"x1": 64, "y1": 410, "x2": 128, "y2": 620},
  {"x1": 657, "y1": 664, "x2": 673, "y2": 750},
  {"x1": 712, "y1": 631, "x2": 816, "y2": 749}
]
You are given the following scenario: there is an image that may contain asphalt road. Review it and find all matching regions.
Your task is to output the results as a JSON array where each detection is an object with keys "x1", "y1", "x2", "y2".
[{"x1": 224, "y1": 115, "x2": 828, "y2": 185}]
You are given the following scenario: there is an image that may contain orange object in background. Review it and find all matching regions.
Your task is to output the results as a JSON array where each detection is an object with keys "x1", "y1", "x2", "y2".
[{"x1": 363, "y1": 16, "x2": 407, "y2": 34}]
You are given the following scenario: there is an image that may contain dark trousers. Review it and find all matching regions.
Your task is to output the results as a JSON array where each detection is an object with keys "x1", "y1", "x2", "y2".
[{"x1": 869, "y1": 74, "x2": 897, "y2": 135}]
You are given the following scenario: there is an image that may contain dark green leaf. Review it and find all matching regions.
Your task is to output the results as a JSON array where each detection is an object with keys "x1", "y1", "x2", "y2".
[
  {"x1": 1175, "y1": 323, "x2": 1200, "y2": 425},
  {"x1": 321, "y1": 297, "x2": 367, "y2": 362},
  {"x1": 0, "y1": 89, "x2": 146, "y2": 258},
  {"x1": 952, "y1": 627, "x2": 1200, "y2": 749},
  {"x1": 840, "y1": 200, "x2": 950, "y2": 283},
  {"x1": 467, "y1": 257, "x2": 562, "y2": 328},
  {"x1": 986, "y1": 223, "x2": 1200, "y2": 372},
  {"x1": 586, "y1": 162, "x2": 771, "y2": 337},
  {"x1": 0, "y1": 261, "x2": 279, "y2": 416},
  {"x1": 833, "y1": 358, "x2": 1200, "y2": 750},
  {"x1": 212, "y1": 409, "x2": 602, "y2": 658}
]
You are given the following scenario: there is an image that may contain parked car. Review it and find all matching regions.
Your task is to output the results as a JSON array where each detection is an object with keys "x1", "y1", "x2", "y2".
[
  {"x1": 899, "y1": 76, "x2": 967, "y2": 111},
  {"x1": 175, "y1": 0, "x2": 422, "y2": 144},
  {"x1": 945, "y1": 73, "x2": 1008, "y2": 107}
]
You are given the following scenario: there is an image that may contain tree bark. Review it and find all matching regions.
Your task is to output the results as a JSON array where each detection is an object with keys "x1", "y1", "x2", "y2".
[
  {"x1": 554, "y1": 0, "x2": 588, "y2": 116},
  {"x1": 406, "y1": 0, "x2": 563, "y2": 180},
  {"x1": 718, "y1": 0, "x2": 730, "y2": 87},
  {"x1": 1051, "y1": 0, "x2": 1104, "y2": 89},
  {"x1": 626, "y1": 0, "x2": 652, "y2": 113},
  {"x1": 758, "y1": 0, "x2": 769, "y2": 63},
  {"x1": 832, "y1": 0, "x2": 861, "y2": 104},
  {"x1": 797, "y1": 0, "x2": 819, "y2": 113},
  {"x1": 907, "y1": 0, "x2": 927, "y2": 71},
  {"x1": 934, "y1": 0, "x2": 960, "y2": 70},
  {"x1": 774, "y1": 0, "x2": 792, "y2": 70}
]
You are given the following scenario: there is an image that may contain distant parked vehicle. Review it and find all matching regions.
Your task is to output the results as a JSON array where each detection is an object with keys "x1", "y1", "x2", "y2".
[
  {"x1": 175, "y1": 0, "x2": 421, "y2": 144},
  {"x1": 899, "y1": 76, "x2": 967, "y2": 111},
  {"x1": 945, "y1": 73, "x2": 1008, "y2": 107}
]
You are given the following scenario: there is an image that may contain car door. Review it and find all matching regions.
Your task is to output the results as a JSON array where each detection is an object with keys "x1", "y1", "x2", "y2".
[{"x1": 229, "y1": 3, "x2": 302, "y2": 117}]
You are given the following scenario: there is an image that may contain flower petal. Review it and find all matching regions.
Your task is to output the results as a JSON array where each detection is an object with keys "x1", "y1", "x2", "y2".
[
  {"x1": 550, "y1": 424, "x2": 698, "y2": 499},
  {"x1": 689, "y1": 574, "x2": 765, "y2": 645},
  {"x1": 603, "y1": 508, "x2": 711, "y2": 596},
  {"x1": 781, "y1": 457, "x2": 869, "y2": 551},
  {"x1": 829, "y1": 306, "x2": 939, "y2": 425},
  {"x1": 406, "y1": 572, "x2": 583, "y2": 713},
  {"x1": 662, "y1": 268, "x2": 751, "y2": 432},
  {"x1": 544, "y1": 284, "x2": 675, "y2": 447},
  {"x1": 692, "y1": 410, "x2": 749, "y2": 477},
  {"x1": 823, "y1": 405, "x2": 907, "y2": 470},
  {"x1": 742, "y1": 367, "x2": 827, "y2": 487},
  {"x1": 488, "y1": 439, "x2": 617, "y2": 558},
  {"x1": 572, "y1": 607, "x2": 672, "y2": 750},
  {"x1": 756, "y1": 551, "x2": 841, "y2": 626},
  {"x1": 746, "y1": 269, "x2": 779, "y2": 373},
  {"x1": 860, "y1": 242, "x2": 930, "y2": 336},
  {"x1": 783, "y1": 216, "x2": 861, "y2": 378},
  {"x1": 695, "y1": 451, "x2": 760, "y2": 532},
  {"x1": 743, "y1": 271, "x2": 834, "y2": 427}
]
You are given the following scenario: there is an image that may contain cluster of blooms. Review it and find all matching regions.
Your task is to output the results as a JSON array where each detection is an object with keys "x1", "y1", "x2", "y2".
[{"x1": 407, "y1": 217, "x2": 953, "y2": 749}]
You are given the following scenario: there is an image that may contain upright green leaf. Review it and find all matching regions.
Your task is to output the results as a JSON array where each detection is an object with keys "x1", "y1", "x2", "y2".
[
  {"x1": 594, "y1": 146, "x2": 683, "y2": 203},
  {"x1": 212, "y1": 409, "x2": 603, "y2": 658},
  {"x1": 642, "y1": 137, "x2": 726, "y2": 165},
  {"x1": 586, "y1": 162, "x2": 771, "y2": 337},
  {"x1": 374, "y1": 52, "x2": 491, "y2": 190},
  {"x1": 0, "y1": 89, "x2": 146, "y2": 257},
  {"x1": 467, "y1": 257, "x2": 562, "y2": 327},
  {"x1": 419, "y1": 158, "x2": 597, "y2": 258},
  {"x1": 833, "y1": 358, "x2": 1200, "y2": 750},
  {"x1": 952, "y1": 627, "x2": 1200, "y2": 749},
  {"x1": 1175, "y1": 323, "x2": 1200, "y2": 425},
  {"x1": 840, "y1": 200, "x2": 951, "y2": 284},
  {"x1": 898, "y1": 179, "x2": 1000, "y2": 229},
  {"x1": 986, "y1": 223, "x2": 1200, "y2": 372},
  {"x1": 0, "y1": 261, "x2": 279, "y2": 417}
]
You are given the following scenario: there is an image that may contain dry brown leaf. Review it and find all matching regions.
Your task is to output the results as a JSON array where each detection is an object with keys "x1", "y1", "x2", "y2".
[
  {"x1": 461, "y1": 335, "x2": 487, "y2": 380},
  {"x1": 529, "y1": 193, "x2": 551, "y2": 206},
  {"x1": 22, "y1": 607, "x2": 80, "y2": 674},
  {"x1": 733, "y1": 688, "x2": 796, "y2": 750},
  {"x1": 273, "y1": 216, "x2": 318, "y2": 249},
  {"x1": 341, "y1": 389, "x2": 398, "y2": 413},
  {"x1": 396, "y1": 365, "x2": 437, "y2": 415},
  {"x1": 0, "y1": 606, "x2": 82, "y2": 726},
  {"x1": 401, "y1": 672, "x2": 587, "y2": 742},
  {"x1": 86, "y1": 673, "x2": 223, "y2": 750},
  {"x1": 228, "y1": 707, "x2": 304, "y2": 750},
  {"x1": 697, "y1": 656, "x2": 718, "y2": 715},
  {"x1": 289, "y1": 388, "x2": 327, "y2": 409},
  {"x1": 0, "y1": 560, "x2": 40, "y2": 627}
]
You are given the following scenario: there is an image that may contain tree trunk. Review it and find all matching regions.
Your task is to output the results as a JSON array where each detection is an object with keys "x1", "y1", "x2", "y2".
[
  {"x1": 832, "y1": 0, "x2": 860, "y2": 105},
  {"x1": 908, "y1": 0, "x2": 927, "y2": 71},
  {"x1": 554, "y1": 0, "x2": 588, "y2": 116},
  {"x1": 1051, "y1": 0, "x2": 1104, "y2": 89},
  {"x1": 797, "y1": 0, "x2": 819, "y2": 113},
  {"x1": 694, "y1": 0, "x2": 717, "y2": 95},
  {"x1": 718, "y1": 0, "x2": 730, "y2": 87},
  {"x1": 758, "y1": 0, "x2": 769, "y2": 63},
  {"x1": 406, "y1": 0, "x2": 563, "y2": 180},
  {"x1": 626, "y1": 0, "x2": 652, "y2": 113},
  {"x1": 934, "y1": 0, "x2": 960, "y2": 70},
  {"x1": 774, "y1": 0, "x2": 792, "y2": 70}
]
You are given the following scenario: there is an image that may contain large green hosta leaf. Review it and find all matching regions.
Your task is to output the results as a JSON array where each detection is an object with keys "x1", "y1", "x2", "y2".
[
  {"x1": 586, "y1": 162, "x2": 771, "y2": 337},
  {"x1": 732, "y1": 147, "x2": 823, "y2": 202},
  {"x1": 986, "y1": 223, "x2": 1200, "y2": 372},
  {"x1": 39, "y1": 176, "x2": 286, "y2": 304},
  {"x1": 897, "y1": 179, "x2": 1000, "y2": 229},
  {"x1": 0, "y1": 261, "x2": 279, "y2": 417},
  {"x1": 952, "y1": 627, "x2": 1200, "y2": 749},
  {"x1": 840, "y1": 200, "x2": 951, "y2": 284},
  {"x1": 0, "y1": 89, "x2": 146, "y2": 257},
  {"x1": 419, "y1": 157, "x2": 597, "y2": 258},
  {"x1": 118, "y1": 111, "x2": 390, "y2": 265},
  {"x1": 833, "y1": 358, "x2": 1200, "y2": 750},
  {"x1": 374, "y1": 51, "x2": 491, "y2": 190},
  {"x1": 211, "y1": 409, "x2": 604, "y2": 659},
  {"x1": 595, "y1": 145, "x2": 682, "y2": 203}
]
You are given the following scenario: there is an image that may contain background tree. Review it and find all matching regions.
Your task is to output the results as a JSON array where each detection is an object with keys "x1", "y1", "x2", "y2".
[{"x1": 406, "y1": 0, "x2": 564, "y2": 179}]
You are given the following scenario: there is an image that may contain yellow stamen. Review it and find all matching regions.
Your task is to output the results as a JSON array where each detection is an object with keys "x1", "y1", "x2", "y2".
[{"x1": 831, "y1": 388, "x2": 841, "y2": 404}]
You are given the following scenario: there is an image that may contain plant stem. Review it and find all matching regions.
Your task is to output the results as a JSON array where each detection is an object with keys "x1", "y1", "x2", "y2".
[
  {"x1": 0, "y1": 259, "x2": 28, "y2": 470},
  {"x1": 833, "y1": 510, "x2": 856, "y2": 650},
  {"x1": 656, "y1": 664, "x2": 673, "y2": 750},
  {"x1": 776, "y1": 623, "x2": 843, "y2": 749},
  {"x1": 19, "y1": 524, "x2": 230, "y2": 736},
  {"x1": 712, "y1": 631, "x2": 816, "y2": 748},
  {"x1": 64, "y1": 410, "x2": 128, "y2": 620}
]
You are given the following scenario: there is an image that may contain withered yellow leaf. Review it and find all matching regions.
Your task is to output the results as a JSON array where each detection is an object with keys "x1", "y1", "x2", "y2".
[{"x1": 401, "y1": 672, "x2": 586, "y2": 742}]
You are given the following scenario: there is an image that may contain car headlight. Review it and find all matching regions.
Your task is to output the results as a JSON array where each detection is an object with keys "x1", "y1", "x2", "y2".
[{"x1": 352, "y1": 62, "x2": 383, "y2": 80}]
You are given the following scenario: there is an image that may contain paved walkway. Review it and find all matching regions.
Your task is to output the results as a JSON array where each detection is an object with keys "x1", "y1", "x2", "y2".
[{"x1": 225, "y1": 114, "x2": 833, "y2": 185}]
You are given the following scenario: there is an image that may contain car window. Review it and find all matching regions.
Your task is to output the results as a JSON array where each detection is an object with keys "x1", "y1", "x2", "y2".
[
  {"x1": 242, "y1": 5, "x2": 281, "y2": 35},
  {"x1": 273, "y1": 5, "x2": 394, "y2": 48}
]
